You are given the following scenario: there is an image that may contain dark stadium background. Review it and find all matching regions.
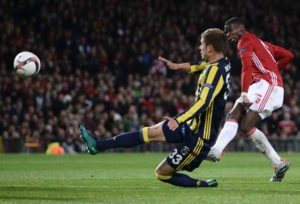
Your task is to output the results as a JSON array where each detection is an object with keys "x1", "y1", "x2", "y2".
[{"x1": 1, "y1": 0, "x2": 300, "y2": 153}]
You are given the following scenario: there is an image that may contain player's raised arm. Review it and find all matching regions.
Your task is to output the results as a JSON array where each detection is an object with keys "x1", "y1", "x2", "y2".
[
  {"x1": 158, "y1": 56, "x2": 191, "y2": 72},
  {"x1": 159, "y1": 56, "x2": 207, "y2": 73}
]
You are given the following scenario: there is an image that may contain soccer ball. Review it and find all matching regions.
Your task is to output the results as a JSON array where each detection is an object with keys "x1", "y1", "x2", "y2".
[{"x1": 13, "y1": 51, "x2": 41, "y2": 78}]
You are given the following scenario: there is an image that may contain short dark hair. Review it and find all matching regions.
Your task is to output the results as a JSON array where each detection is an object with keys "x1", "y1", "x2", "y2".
[
  {"x1": 224, "y1": 17, "x2": 244, "y2": 27},
  {"x1": 201, "y1": 28, "x2": 227, "y2": 53},
  {"x1": 224, "y1": 17, "x2": 244, "y2": 34}
]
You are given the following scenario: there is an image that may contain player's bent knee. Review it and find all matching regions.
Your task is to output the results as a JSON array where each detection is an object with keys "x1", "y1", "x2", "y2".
[{"x1": 155, "y1": 160, "x2": 175, "y2": 180}]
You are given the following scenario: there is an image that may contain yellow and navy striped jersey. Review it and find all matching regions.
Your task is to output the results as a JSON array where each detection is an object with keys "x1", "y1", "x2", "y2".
[{"x1": 175, "y1": 58, "x2": 231, "y2": 145}]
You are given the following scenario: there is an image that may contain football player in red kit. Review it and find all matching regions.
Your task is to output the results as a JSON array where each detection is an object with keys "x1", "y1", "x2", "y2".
[{"x1": 207, "y1": 17, "x2": 294, "y2": 182}]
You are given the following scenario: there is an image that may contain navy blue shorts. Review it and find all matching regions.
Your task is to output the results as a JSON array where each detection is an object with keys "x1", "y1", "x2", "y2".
[{"x1": 162, "y1": 121, "x2": 211, "y2": 172}]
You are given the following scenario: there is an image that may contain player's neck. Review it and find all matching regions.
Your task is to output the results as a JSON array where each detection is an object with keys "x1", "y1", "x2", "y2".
[
  {"x1": 239, "y1": 29, "x2": 247, "y2": 36},
  {"x1": 207, "y1": 53, "x2": 224, "y2": 64}
]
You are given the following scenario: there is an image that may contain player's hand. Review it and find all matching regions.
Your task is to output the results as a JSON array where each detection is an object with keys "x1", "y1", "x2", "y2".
[
  {"x1": 241, "y1": 95, "x2": 253, "y2": 109},
  {"x1": 158, "y1": 56, "x2": 178, "y2": 70},
  {"x1": 163, "y1": 116, "x2": 179, "y2": 131}
]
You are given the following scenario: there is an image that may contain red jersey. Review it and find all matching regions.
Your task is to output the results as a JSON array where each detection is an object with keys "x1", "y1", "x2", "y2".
[{"x1": 238, "y1": 32, "x2": 293, "y2": 92}]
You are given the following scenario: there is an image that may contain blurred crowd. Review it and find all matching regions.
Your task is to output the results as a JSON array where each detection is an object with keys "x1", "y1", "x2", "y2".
[{"x1": 1, "y1": 0, "x2": 300, "y2": 153}]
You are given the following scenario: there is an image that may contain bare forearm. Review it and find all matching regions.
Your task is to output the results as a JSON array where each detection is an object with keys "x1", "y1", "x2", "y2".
[
  {"x1": 158, "y1": 56, "x2": 191, "y2": 72},
  {"x1": 174, "y1": 63, "x2": 191, "y2": 72}
]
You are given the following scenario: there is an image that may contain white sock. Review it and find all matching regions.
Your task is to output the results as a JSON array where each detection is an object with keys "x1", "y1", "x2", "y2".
[
  {"x1": 212, "y1": 120, "x2": 239, "y2": 153},
  {"x1": 249, "y1": 128, "x2": 281, "y2": 165}
]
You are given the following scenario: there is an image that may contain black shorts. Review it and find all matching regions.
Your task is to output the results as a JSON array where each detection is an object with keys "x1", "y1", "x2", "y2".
[{"x1": 162, "y1": 121, "x2": 211, "y2": 172}]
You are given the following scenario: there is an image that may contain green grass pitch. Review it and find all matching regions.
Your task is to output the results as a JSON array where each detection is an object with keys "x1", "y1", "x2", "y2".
[{"x1": 0, "y1": 152, "x2": 299, "y2": 204}]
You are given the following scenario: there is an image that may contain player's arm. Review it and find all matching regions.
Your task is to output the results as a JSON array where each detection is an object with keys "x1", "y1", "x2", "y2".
[
  {"x1": 267, "y1": 43, "x2": 294, "y2": 70},
  {"x1": 174, "y1": 65, "x2": 224, "y2": 124},
  {"x1": 238, "y1": 37, "x2": 253, "y2": 94},
  {"x1": 158, "y1": 56, "x2": 207, "y2": 73}
]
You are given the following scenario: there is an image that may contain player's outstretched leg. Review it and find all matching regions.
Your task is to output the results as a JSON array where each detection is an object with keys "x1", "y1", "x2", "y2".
[
  {"x1": 80, "y1": 125, "x2": 98, "y2": 155},
  {"x1": 270, "y1": 159, "x2": 290, "y2": 182},
  {"x1": 80, "y1": 124, "x2": 149, "y2": 155}
]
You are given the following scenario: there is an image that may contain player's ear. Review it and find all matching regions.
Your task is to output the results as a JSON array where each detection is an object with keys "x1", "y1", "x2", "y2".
[{"x1": 207, "y1": 44, "x2": 214, "y2": 53}]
